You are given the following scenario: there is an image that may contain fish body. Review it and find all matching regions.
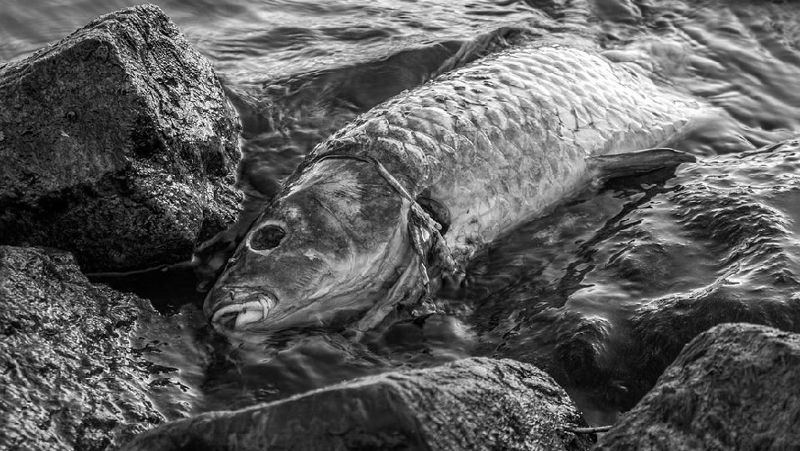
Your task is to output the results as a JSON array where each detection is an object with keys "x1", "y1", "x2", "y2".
[
  {"x1": 317, "y1": 42, "x2": 704, "y2": 258},
  {"x1": 205, "y1": 41, "x2": 708, "y2": 337}
]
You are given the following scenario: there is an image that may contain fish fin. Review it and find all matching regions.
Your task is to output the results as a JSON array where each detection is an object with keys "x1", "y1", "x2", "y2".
[
  {"x1": 434, "y1": 26, "x2": 536, "y2": 77},
  {"x1": 588, "y1": 148, "x2": 696, "y2": 182},
  {"x1": 416, "y1": 195, "x2": 451, "y2": 235}
]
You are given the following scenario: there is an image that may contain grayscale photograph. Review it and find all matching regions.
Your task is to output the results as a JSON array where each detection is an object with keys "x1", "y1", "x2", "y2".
[{"x1": 1, "y1": 0, "x2": 799, "y2": 449}]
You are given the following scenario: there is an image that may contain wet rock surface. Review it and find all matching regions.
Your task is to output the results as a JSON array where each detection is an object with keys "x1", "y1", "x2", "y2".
[
  {"x1": 123, "y1": 357, "x2": 593, "y2": 451},
  {"x1": 0, "y1": 4, "x2": 241, "y2": 272},
  {"x1": 3, "y1": 3, "x2": 800, "y2": 450},
  {"x1": 621, "y1": 139, "x2": 800, "y2": 395},
  {"x1": 466, "y1": 136, "x2": 800, "y2": 414},
  {"x1": 0, "y1": 246, "x2": 166, "y2": 450},
  {"x1": 595, "y1": 323, "x2": 800, "y2": 450}
]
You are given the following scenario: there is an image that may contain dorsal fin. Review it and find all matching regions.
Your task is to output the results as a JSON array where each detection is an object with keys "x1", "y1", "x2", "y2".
[{"x1": 589, "y1": 148, "x2": 696, "y2": 181}]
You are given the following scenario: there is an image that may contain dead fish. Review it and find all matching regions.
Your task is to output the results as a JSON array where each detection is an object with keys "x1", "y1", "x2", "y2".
[{"x1": 204, "y1": 41, "x2": 707, "y2": 339}]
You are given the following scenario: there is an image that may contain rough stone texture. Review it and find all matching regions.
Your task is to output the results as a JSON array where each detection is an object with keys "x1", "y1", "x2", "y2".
[
  {"x1": 0, "y1": 4, "x2": 241, "y2": 271},
  {"x1": 123, "y1": 357, "x2": 593, "y2": 451},
  {"x1": 467, "y1": 138, "x2": 800, "y2": 413},
  {"x1": 622, "y1": 140, "x2": 800, "y2": 397},
  {"x1": 595, "y1": 323, "x2": 800, "y2": 451},
  {"x1": 0, "y1": 246, "x2": 165, "y2": 450}
]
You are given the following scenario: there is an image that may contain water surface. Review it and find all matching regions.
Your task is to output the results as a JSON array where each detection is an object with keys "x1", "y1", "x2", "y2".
[{"x1": 5, "y1": 0, "x2": 800, "y2": 428}]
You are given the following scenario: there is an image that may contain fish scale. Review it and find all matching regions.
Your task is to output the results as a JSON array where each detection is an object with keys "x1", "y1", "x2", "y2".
[{"x1": 312, "y1": 42, "x2": 707, "y2": 261}]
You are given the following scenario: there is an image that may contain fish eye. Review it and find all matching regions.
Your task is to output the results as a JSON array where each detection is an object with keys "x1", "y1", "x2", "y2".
[{"x1": 249, "y1": 224, "x2": 286, "y2": 250}]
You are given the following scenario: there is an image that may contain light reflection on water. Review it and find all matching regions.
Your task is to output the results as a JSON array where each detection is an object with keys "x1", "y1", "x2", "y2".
[
  {"x1": 6, "y1": 0, "x2": 800, "y2": 427},
  {"x1": 0, "y1": 0, "x2": 536, "y2": 82}
]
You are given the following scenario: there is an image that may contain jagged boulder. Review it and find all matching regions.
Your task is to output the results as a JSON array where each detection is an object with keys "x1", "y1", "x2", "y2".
[
  {"x1": 595, "y1": 323, "x2": 800, "y2": 450},
  {"x1": 0, "y1": 246, "x2": 171, "y2": 450},
  {"x1": 0, "y1": 4, "x2": 241, "y2": 272},
  {"x1": 123, "y1": 357, "x2": 593, "y2": 451}
]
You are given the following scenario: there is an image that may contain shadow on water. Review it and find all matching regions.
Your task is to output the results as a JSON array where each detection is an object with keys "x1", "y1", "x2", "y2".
[
  {"x1": 89, "y1": 263, "x2": 203, "y2": 314},
  {"x1": 7, "y1": 0, "x2": 800, "y2": 429}
]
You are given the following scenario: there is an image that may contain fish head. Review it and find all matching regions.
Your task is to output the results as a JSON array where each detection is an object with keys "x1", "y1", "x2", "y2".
[{"x1": 204, "y1": 159, "x2": 422, "y2": 338}]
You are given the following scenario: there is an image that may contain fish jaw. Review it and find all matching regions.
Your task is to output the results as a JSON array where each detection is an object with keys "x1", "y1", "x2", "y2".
[{"x1": 207, "y1": 288, "x2": 277, "y2": 332}]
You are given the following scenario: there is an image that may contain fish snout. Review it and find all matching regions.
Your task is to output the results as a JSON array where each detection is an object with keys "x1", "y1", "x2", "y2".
[{"x1": 209, "y1": 289, "x2": 276, "y2": 331}]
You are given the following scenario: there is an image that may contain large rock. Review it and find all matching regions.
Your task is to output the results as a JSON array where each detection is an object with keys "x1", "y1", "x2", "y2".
[
  {"x1": 0, "y1": 246, "x2": 165, "y2": 450},
  {"x1": 623, "y1": 140, "x2": 800, "y2": 392},
  {"x1": 123, "y1": 357, "x2": 593, "y2": 451},
  {"x1": 595, "y1": 323, "x2": 800, "y2": 450},
  {"x1": 462, "y1": 137, "x2": 800, "y2": 414},
  {"x1": 0, "y1": 5, "x2": 241, "y2": 271}
]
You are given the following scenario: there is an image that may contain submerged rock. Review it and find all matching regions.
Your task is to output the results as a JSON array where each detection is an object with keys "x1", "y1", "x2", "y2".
[
  {"x1": 461, "y1": 137, "x2": 800, "y2": 414},
  {"x1": 623, "y1": 139, "x2": 800, "y2": 391},
  {"x1": 0, "y1": 246, "x2": 166, "y2": 450},
  {"x1": 0, "y1": 4, "x2": 241, "y2": 272},
  {"x1": 123, "y1": 357, "x2": 593, "y2": 451},
  {"x1": 596, "y1": 323, "x2": 800, "y2": 450}
]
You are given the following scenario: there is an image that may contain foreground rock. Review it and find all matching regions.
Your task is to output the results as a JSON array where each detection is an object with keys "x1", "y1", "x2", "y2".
[
  {"x1": 0, "y1": 246, "x2": 164, "y2": 450},
  {"x1": 0, "y1": 4, "x2": 241, "y2": 271},
  {"x1": 596, "y1": 323, "x2": 800, "y2": 450},
  {"x1": 124, "y1": 357, "x2": 593, "y2": 451}
]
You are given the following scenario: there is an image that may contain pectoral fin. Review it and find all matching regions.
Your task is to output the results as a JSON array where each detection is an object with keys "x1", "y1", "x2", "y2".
[{"x1": 589, "y1": 148, "x2": 696, "y2": 182}]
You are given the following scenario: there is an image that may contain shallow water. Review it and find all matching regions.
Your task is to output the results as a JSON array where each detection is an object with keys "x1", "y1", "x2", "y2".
[{"x1": 5, "y1": 0, "x2": 800, "y2": 429}]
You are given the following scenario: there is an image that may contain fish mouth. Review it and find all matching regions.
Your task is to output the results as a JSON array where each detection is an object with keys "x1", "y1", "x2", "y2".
[{"x1": 210, "y1": 290, "x2": 276, "y2": 331}]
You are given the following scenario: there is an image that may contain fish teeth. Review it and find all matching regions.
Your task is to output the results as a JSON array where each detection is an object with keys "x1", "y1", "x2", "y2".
[
  {"x1": 235, "y1": 308, "x2": 263, "y2": 329},
  {"x1": 212, "y1": 293, "x2": 275, "y2": 329},
  {"x1": 212, "y1": 303, "x2": 243, "y2": 324},
  {"x1": 257, "y1": 295, "x2": 275, "y2": 317}
]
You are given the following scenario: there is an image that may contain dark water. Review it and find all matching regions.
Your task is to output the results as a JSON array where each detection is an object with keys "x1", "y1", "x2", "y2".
[{"x1": 5, "y1": 0, "x2": 800, "y2": 429}]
